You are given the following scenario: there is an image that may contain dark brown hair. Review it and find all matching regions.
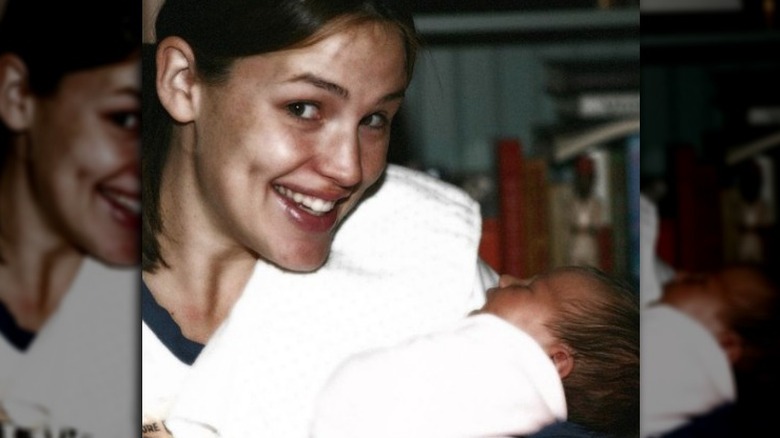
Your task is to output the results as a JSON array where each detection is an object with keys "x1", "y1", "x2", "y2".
[{"x1": 550, "y1": 266, "x2": 640, "y2": 437}]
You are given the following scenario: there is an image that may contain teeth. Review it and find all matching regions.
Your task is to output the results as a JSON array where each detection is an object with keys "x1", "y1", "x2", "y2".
[
  {"x1": 275, "y1": 185, "x2": 336, "y2": 215},
  {"x1": 107, "y1": 192, "x2": 141, "y2": 214}
]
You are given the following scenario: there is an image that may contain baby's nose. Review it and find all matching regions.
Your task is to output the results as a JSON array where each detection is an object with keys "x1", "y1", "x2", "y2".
[
  {"x1": 498, "y1": 275, "x2": 521, "y2": 288},
  {"x1": 499, "y1": 274, "x2": 535, "y2": 288}
]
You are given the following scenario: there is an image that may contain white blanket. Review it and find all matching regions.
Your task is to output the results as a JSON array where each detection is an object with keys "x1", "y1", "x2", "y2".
[
  {"x1": 639, "y1": 194, "x2": 736, "y2": 437},
  {"x1": 164, "y1": 165, "x2": 492, "y2": 437},
  {"x1": 640, "y1": 194, "x2": 663, "y2": 307},
  {"x1": 641, "y1": 305, "x2": 735, "y2": 438},
  {"x1": 311, "y1": 313, "x2": 566, "y2": 438}
]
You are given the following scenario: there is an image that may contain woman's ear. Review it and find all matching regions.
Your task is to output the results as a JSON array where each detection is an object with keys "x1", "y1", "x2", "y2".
[
  {"x1": 0, "y1": 54, "x2": 34, "y2": 131},
  {"x1": 156, "y1": 36, "x2": 201, "y2": 124},
  {"x1": 549, "y1": 344, "x2": 574, "y2": 379}
]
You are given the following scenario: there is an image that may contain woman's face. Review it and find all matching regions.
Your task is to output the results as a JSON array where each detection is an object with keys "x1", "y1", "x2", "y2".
[
  {"x1": 191, "y1": 22, "x2": 408, "y2": 271},
  {"x1": 27, "y1": 56, "x2": 140, "y2": 265}
]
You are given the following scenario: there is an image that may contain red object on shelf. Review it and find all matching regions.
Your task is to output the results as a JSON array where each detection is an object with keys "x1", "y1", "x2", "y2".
[
  {"x1": 673, "y1": 146, "x2": 722, "y2": 272},
  {"x1": 479, "y1": 217, "x2": 502, "y2": 273},
  {"x1": 496, "y1": 138, "x2": 525, "y2": 277},
  {"x1": 657, "y1": 218, "x2": 677, "y2": 268}
]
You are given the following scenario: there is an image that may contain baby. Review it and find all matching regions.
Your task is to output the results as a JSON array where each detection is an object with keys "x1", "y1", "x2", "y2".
[
  {"x1": 643, "y1": 264, "x2": 779, "y2": 437},
  {"x1": 641, "y1": 194, "x2": 780, "y2": 437},
  {"x1": 311, "y1": 265, "x2": 639, "y2": 438}
]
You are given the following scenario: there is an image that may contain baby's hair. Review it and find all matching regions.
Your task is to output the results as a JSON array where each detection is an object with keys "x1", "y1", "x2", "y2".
[
  {"x1": 719, "y1": 263, "x2": 780, "y2": 387},
  {"x1": 549, "y1": 266, "x2": 640, "y2": 437}
]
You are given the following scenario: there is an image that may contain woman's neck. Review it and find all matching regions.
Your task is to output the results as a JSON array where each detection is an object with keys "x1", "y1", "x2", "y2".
[
  {"x1": 145, "y1": 139, "x2": 257, "y2": 343},
  {"x1": 0, "y1": 153, "x2": 84, "y2": 332},
  {"x1": 143, "y1": 256, "x2": 255, "y2": 344}
]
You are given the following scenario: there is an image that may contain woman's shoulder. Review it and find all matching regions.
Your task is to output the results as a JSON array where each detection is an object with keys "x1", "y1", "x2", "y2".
[
  {"x1": 381, "y1": 164, "x2": 479, "y2": 212},
  {"x1": 384, "y1": 165, "x2": 477, "y2": 204},
  {"x1": 356, "y1": 164, "x2": 481, "y2": 228},
  {"x1": 331, "y1": 163, "x2": 483, "y2": 267}
]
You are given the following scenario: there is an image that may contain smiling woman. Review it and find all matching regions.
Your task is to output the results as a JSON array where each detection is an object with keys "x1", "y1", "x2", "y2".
[
  {"x1": 141, "y1": 0, "x2": 498, "y2": 437},
  {"x1": 0, "y1": 0, "x2": 140, "y2": 435}
]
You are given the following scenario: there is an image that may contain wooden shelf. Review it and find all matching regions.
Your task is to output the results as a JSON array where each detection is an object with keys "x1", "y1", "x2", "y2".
[
  {"x1": 414, "y1": 8, "x2": 638, "y2": 44},
  {"x1": 642, "y1": 30, "x2": 780, "y2": 65}
]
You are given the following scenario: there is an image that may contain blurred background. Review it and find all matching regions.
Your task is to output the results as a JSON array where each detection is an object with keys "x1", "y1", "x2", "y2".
[
  {"x1": 640, "y1": 0, "x2": 780, "y2": 272},
  {"x1": 640, "y1": 2, "x2": 780, "y2": 436},
  {"x1": 392, "y1": 1, "x2": 640, "y2": 287}
]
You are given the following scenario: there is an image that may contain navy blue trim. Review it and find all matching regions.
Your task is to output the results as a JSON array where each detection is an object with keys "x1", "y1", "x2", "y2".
[
  {"x1": 529, "y1": 421, "x2": 608, "y2": 438},
  {"x1": 0, "y1": 299, "x2": 35, "y2": 351},
  {"x1": 142, "y1": 279, "x2": 204, "y2": 365}
]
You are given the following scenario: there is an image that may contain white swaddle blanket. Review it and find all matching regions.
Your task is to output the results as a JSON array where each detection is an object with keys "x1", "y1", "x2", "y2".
[
  {"x1": 641, "y1": 305, "x2": 735, "y2": 438},
  {"x1": 3, "y1": 258, "x2": 137, "y2": 437},
  {"x1": 639, "y1": 193, "x2": 735, "y2": 437},
  {"x1": 310, "y1": 313, "x2": 567, "y2": 438},
  {"x1": 164, "y1": 165, "x2": 490, "y2": 437},
  {"x1": 640, "y1": 194, "x2": 663, "y2": 307}
]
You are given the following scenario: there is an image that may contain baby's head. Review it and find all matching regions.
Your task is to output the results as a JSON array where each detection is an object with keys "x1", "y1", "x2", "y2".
[
  {"x1": 662, "y1": 264, "x2": 779, "y2": 374},
  {"x1": 477, "y1": 266, "x2": 639, "y2": 437}
]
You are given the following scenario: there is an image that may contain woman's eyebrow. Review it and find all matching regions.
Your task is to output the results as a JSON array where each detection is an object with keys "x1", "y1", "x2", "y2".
[
  {"x1": 287, "y1": 73, "x2": 406, "y2": 104},
  {"x1": 288, "y1": 73, "x2": 348, "y2": 99},
  {"x1": 111, "y1": 86, "x2": 141, "y2": 99},
  {"x1": 381, "y1": 89, "x2": 406, "y2": 103}
]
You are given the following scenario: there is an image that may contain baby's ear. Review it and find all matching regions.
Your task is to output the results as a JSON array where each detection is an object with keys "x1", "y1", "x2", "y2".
[
  {"x1": 549, "y1": 344, "x2": 574, "y2": 379},
  {"x1": 718, "y1": 330, "x2": 743, "y2": 365}
]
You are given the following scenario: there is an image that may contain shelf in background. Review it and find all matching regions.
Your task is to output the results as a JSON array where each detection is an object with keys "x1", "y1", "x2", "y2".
[{"x1": 413, "y1": 7, "x2": 638, "y2": 44}]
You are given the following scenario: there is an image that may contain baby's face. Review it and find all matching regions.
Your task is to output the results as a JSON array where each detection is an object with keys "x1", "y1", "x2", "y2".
[
  {"x1": 662, "y1": 266, "x2": 772, "y2": 342},
  {"x1": 478, "y1": 269, "x2": 587, "y2": 351},
  {"x1": 662, "y1": 273, "x2": 730, "y2": 339}
]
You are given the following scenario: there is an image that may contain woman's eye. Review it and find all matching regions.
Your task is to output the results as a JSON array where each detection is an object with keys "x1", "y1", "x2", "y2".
[
  {"x1": 361, "y1": 113, "x2": 389, "y2": 129},
  {"x1": 109, "y1": 111, "x2": 140, "y2": 131},
  {"x1": 287, "y1": 102, "x2": 320, "y2": 120}
]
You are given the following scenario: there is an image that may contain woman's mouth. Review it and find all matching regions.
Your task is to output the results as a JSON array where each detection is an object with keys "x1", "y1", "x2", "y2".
[
  {"x1": 273, "y1": 184, "x2": 343, "y2": 233},
  {"x1": 99, "y1": 186, "x2": 140, "y2": 229},
  {"x1": 274, "y1": 185, "x2": 337, "y2": 216}
]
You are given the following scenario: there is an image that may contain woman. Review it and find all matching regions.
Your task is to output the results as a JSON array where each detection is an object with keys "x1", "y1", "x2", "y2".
[
  {"x1": 141, "y1": 0, "x2": 495, "y2": 436},
  {"x1": 0, "y1": 0, "x2": 140, "y2": 435}
]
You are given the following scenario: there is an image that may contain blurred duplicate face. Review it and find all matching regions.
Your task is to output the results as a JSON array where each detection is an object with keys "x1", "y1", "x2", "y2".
[
  {"x1": 27, "y1": 56, "x2": 140, "y2": 265},
  {"x1": 662, "y1": 272, "x2": 730, "y2": 340},
  {"x1": 663, "y1": 266, "x2": 774, "y2": 344},
  {"x1": 188, "y1": 21, "x2": 408, "y2": 271}
]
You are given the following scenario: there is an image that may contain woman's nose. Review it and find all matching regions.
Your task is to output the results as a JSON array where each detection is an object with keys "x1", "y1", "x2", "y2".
[{"x1": 318, "y1": 130, "x2": 362, "y2": 188}]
